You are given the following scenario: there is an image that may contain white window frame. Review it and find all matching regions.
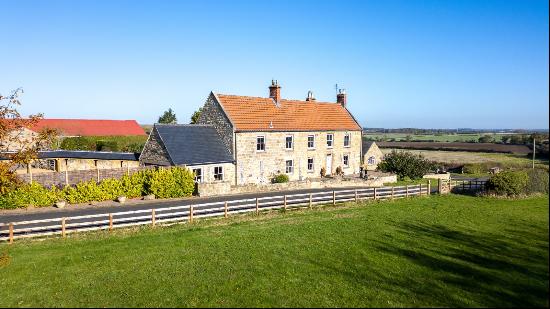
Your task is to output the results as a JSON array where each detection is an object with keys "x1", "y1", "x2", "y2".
[
  {"x1": 285, "y1": 135, "x2": 293, "y2": 150},
  {"x1": 307, "y1": 157, "x2": 314, "y2": 172},
  {"x1": 193, "y1": 168, "x2": 203, "y2": 183},
  {"x1": 326, "y1": 133, "x2": 334, "y2": 148},
  {"x1": 285, "y1": 160, "x2": 294, "y2": 174},
  {"x1": 256, "y1": 135, "x2": 266, "y2": 152},
  {"x1": 368, "y1": 156, "x2": 376, "y2": 165},
  {"x1": 307, "y1": 135, "x2": 315, "y2": 149},
  {"x1": 214, "y1": 166, "x2": 224, "y2": 181},
  {"x1": 343, "y1": 154, "x2": 350, "y2": 168},
  {"x1": 344, "y1": 133, "x2": 351, "y2": 147}
]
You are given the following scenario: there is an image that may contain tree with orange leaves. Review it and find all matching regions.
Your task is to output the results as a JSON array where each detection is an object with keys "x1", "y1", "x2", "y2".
[{"x1": 0, "y1": 88, "x2": 58, "y2": 193}]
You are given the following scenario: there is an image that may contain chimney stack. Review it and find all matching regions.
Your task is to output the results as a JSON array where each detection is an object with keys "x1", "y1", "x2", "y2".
[
  {"x1": 269, "y1": 80, "x2": 281, "y2": 103},
  {"x1": 306, "y1": 90, "x2": 316, "y2": 101},
  {"x1": 337, "y1": 89, "x2": 347, "y2": 108}
]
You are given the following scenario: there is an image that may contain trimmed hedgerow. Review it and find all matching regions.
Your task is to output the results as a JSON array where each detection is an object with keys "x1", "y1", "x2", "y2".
[{"x1": 0, "y1": 167, "x2": 195, "y2": 209}]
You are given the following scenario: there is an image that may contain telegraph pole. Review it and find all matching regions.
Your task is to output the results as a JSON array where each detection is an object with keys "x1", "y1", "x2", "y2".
[{"x1": 532, "y1": 138, "x2": 535, "y2": 169}]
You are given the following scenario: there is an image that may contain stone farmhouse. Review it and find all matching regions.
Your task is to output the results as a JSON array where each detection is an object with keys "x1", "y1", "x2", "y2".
[{"x1": 191, "y1": 80, "x2": 363, "y2": 185}]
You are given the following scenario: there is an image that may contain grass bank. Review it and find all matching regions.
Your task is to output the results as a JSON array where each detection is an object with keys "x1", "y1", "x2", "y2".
[{"x1": 0, "y1": 195, "x2": 548, "y2": 307}]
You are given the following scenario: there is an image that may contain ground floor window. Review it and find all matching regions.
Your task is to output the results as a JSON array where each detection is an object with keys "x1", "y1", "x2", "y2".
[
  {"x1": 343, "y1": 154, "x2": 349, "y2": 167},
  {"x1": 47, "y1": 159, "x2": 57, "y2": 171},
  {"x1": 286, "y1": 160, "x2": 294, "y2": 174},
  {"x1": 307, "y1": 158, "x2": 314, "y2": 172},
  {"x1": 214, "y1": 166, "x2": 223, "y2": 181},
  {"x1": 193, "y1": 168, "x2": 202, "y2": 183}
]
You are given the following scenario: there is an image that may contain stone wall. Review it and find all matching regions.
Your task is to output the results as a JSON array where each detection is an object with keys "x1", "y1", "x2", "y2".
[
  {"x1": 19, "y1": 166, "x2": 156, "y2": 188},
  {"x1": 197, "y1": 93, "x2": 235, "y2": 155},
  {"x1": 197, "y1": 174, "x2": 398, "y2": 197},
  {"x1": 234, "y1": 131, "x2": 362, "y2": 185},
  {"x1": 139, "y1": 127, "x2": 172, "y2": 166},
  {"x1": 423, "y1": 173, "x2": 451, "y2": 180}
]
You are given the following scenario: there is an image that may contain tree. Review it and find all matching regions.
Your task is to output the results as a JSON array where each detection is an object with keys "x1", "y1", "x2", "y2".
[
  {"x1": 378, "y1": 150, "x2": 435, "y2": 180},
  {"x1": 190, "y1": 107, "x2": 203, "y2": 124},
  {"x1": 1, "y1": 88, "x2": 58, "y2": 193},
  {"x1": 478, "y1": 135, "x2": 494, "y2": 143},
  {"x1": 158, "y1": 108, "x2": 177, "y2": 124}
]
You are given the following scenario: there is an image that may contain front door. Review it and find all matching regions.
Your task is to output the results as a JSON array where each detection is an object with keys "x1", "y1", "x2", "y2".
[{"x1": 326, "y1": 154, "x2": 332, "y2": 175}]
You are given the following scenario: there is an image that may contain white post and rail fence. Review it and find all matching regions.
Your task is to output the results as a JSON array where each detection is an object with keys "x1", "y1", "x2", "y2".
[{"x1": 0, "y1": 180, "x2": 485, "y2": 243}]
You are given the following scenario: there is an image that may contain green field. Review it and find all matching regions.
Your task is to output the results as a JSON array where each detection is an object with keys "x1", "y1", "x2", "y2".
[
  {"x1": 364, "y1": 133, "x2": 512, "y2": 142},
  {"x1": 1, "y1": 194, "x2": 548, "y2": 307}
]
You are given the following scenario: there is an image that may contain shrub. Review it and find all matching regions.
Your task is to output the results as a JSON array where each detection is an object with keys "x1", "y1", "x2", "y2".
[
  {"x1": 0, "y1": 183, "x2": 62, "y2": 209},
  {"x1": 320, "y1": 167, "x2": 326, "y2": 178},
  {"x1": 525, "y1": 169, "x2": 549, "y2": 194},
  {"x1": 335, "y1": 166, "x2": 343, "y2": 176},
  {"x1": 96, "y1": 140, "x2": 120, "y2": 152},
  {"x1": 143, "y1": 167, "x2": 194, "y2": 199},
  {"x1": 271, "y1": 174, "x2": 289, "y2": 184},
  {"x1": 378, "y1": 150, "x2": 435, "y2": 180},
  {"x1": 486, "y1": 171, "x2": 529, "y2": 196}
]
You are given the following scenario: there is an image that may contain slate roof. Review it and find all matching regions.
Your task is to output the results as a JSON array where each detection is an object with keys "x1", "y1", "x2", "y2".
[
  {"x1": 214, "y1": 93, "x2": 362, "y2": 132},
  {"x1": 29, "y1": 119, "x2": 146, "y2": 136},
  {"x1": 0, "y1": 150, "x2": 139, "y2": 161},
  {"x1": 154, "y1": 124, "x2": 234, "y2": 165}
]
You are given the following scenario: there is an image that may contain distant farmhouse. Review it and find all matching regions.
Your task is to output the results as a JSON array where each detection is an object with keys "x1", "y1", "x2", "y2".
[{"x1": 141, "y1": 81, "x2": 363, "y2": 185}]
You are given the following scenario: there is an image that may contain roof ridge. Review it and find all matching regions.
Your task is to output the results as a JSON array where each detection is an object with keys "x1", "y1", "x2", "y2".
[
  {"x1": 154, "y1": 123, "x2": 214, "y2": 127},
  {"x1": 215, "y1": 93, "x2": 338, "y2": 105},
  {"x1": 39, "y1": 150, "x2": 136, "y2": 154}
]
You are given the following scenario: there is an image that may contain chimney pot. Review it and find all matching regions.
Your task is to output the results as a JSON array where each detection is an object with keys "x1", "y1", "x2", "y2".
[
  {"x1": 306, "y1": 90, "x2": 316, "y2": 101},
  {"x1": 269, "y1": 80, "x2": 281, "y2": 103},
  {"x1": 336, "y1": 89, "x2": 347, "y2": 108}
]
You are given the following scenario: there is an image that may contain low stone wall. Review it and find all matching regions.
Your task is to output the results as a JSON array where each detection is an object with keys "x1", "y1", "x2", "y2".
[
  {"x1": 198, "y1": 175, "x2": 398, "y2": 197},
  {"x1": 18, "y1": 166, "x2": 156, "y2": 188},
  {"x1": 423, "y1": 173, "x2": 451, "y2": 180}
]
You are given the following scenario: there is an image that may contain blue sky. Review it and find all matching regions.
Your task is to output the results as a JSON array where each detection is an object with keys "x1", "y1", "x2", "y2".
[{"x1": 1, "y1": 0, "x2": 548, "y2": 129}]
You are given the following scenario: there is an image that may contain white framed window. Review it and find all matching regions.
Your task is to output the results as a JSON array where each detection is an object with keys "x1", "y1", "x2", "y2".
[
  {"x1": 214, "y1": 166, "x2": 224, "y2": 181},
  {"x1": 343, "y1": 154, "x2": 349, "y2": 167},
  {"x1": 285, "y1": 135, "x2": 293, "y2": 150},
  {"x1": 307, "y1": 157, "x2": 314, "y2": 172},
  {"x1": 368, "y1": 156, "x2": 376, "y2": 165},
  {"x1": 285, "y1": 160, "x2": 294, "y2": 174},
  {"x1": 257, "y1": 136, "x2": 265, "y2": 151},
  {"x1": 47, "y1": 159, "x2": 57, "y2": 171},
  {"x1": 192, "y1": 168, "x2": 202, "y2": 183},
  {"x1": 344, "y1": 133, "x2": 351, "y2": 147},
  {"x1": 326, "y1": 133, "x2": 334, "y2": 148},
  {"x1": 307, "y1": 135, "x2": 315, "y2": 149}
]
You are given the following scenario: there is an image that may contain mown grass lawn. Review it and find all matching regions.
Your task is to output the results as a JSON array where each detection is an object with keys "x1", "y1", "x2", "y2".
[{"x1": 0, "y1": 194, "x2": 548, "y2": 307}]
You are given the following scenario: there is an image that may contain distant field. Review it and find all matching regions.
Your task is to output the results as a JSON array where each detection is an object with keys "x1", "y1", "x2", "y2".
[
  {"x1": 382, "y1": 148, "x2": 548, "y2": 169},
  {"x1": 364, "y1": 133, "x2": 513, "y2": 142},
  {"x1": 377, "y1": 141, "x2": 532, "y2": 154}
]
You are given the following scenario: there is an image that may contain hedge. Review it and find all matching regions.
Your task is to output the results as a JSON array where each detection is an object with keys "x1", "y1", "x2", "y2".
[{"x1": 0, "y1": 167, "x2": 195, "y2": 209}]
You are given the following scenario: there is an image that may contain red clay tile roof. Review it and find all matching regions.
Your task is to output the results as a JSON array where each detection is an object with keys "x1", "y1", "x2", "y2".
[
  {"x1": 215, "y1": 94, "x2": 362, "y2": 132},
  {"x1": 29, "y1": 119, "x2": 146, "y2": 136}
]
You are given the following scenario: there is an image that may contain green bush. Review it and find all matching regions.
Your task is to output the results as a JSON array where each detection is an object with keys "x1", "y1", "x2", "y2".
[
  {"x1": 60, "y1": 136, "x2": 147, "y2": 152},
  {"x1": 378, "y1": 150, "x2": 436, "y2": 180},
  {"x1": 0, "y1": 167, "x2": 195, "y2": 209},
  {"x1": 486, "y1": 171, "x2": 529, "y2": 196},
  {"x1": 271, "y1": 174, "x2": 289, "y2": 183},
  {"x1": 96, "y1": 140, "x2": 120, "y2": 152},
  {"x1": 525, "y1": 169, "x2": 549, "y2": 194}
]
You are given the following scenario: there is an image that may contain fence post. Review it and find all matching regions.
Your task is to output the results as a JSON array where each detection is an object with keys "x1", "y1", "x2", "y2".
[
  {"x1": 333, "y1": 191, "x2": 336, "y2": 206},
  {"x1": 373, "y1": 187, "x2": 377, "y2": 200},
  {"x1": 437, "y1": 179, "x2": 443, "y2": 194},
  {"x1": 355, "y1": 189, "x2": 358, "y2": 203},
  {"x1": 419, "y1": 183, "x2": 422, "y2": 196},
  {"x1": 65, "y1": 169, "x2": 69, "y2": 186},
  {"x1": 152, "y1": 209, "x2": 156, "y2": 227},
  {"x1": 406, "y1": 185, "x2": 409, "y2": 197},
  {"x1": 462, "y1": 181, "x2": 465, "y2": 192},
  {"x1": 61, "y1": 218, "x2": 66, "y2": 237},
  {"x1": 256, "y1": 197, "x2": 259, "y2": 215},
  {"x1": 9, "y1": 223, "x2": 14, "y2": 244},
  {"x1": 284, "y1": 195, "x2": 287, "y2": 210},
  {"x1": 189, "y1": 205, "x2": 193, "y2": 223},
  {"x1": 224, "y1": 201, "x2": 228, "y2": 218},
  {"x1": 109, "y1": 213, "x2": 113, "y2": 231},
  {"x1": 391, "y1": 186, "x2": 395, "y2": 199},
  {"x1": 428, "y1": 180, "x2": 431, "y2": 196},
  {"x1": 96, "y1": 168, "x2": 100, "y2": 183},
  {"x1": 309, "y1": 193, "x2": 313, "y2": 209}
]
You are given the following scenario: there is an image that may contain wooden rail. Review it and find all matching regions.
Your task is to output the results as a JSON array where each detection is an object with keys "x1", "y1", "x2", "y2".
[{"x1": 0, "y1": 184, "x2": 430, "y2": 243}]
